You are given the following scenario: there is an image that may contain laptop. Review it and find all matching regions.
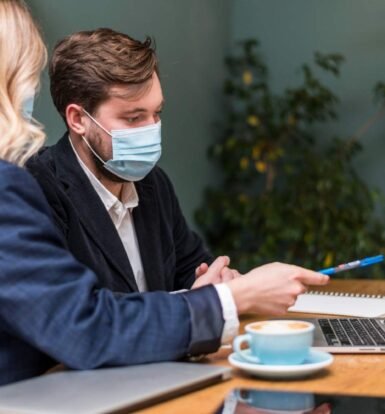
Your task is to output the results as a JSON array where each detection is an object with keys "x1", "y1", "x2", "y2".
[
  {"x1": 303, "y1": 317, "x2": 385, "y2": 353},
  {"x1": 0, "y1": 362, "x2": 231, "y2": 414}
]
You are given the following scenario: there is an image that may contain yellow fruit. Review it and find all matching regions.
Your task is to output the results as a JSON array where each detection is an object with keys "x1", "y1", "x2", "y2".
[
  {"x1": 242, "y1": 70, "x2": 253, "y2": 85},
  {"x1": 252, "y1": 145, "x2": 261, "y2": 159},
  {"x1": 323, "y1": 252, "x2": 334, "y2": 268},
  {"x1": 247, "y1": 115, "x2": 260, "y2": 127},
  {"x1": 255, "y1": 161, "x2": 267, "y2": 173},
  {"x1": 240, "y1": 157, "x2": 249, "y2": 170}
]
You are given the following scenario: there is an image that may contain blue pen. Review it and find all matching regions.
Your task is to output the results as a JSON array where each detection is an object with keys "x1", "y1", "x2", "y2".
[{"x1": 318, "y1": 254, "x2": 384, "y2": 275}]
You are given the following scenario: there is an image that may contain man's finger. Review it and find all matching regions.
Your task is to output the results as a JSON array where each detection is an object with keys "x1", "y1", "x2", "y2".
[
  {"x1": 220, "y1": 267, "x2": 235, "y2": 281},
  {"x1": 195, "y1": 263, "x2": 208, "y2": 278},
  {"x1": 230, "y1": 269, "x2": 242, "y2": 278},
  {"x1": 292, "y1": 267, "x2": 329, "y2": 286},
  {"x1": 206, "y1": 256, "x2": 230, "y2": 277}
]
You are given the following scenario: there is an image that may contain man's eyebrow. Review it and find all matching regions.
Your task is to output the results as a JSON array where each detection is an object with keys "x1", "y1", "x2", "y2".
[
  {"x1": 120, "y1": 108, "x2": 147, "y2": 114},
  {"x1": 120, "y1": 101, "x2": 165, "y2": 115}
]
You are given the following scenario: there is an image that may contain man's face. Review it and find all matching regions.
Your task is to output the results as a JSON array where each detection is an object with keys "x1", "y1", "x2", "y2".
[{"x1": 82, "y1": 72, "x2": 163, "y2": 165}]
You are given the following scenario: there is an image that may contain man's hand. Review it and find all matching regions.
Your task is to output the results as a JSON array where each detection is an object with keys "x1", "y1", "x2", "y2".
[
  {"x1": 191, "y1": 256, "x2": 240, "y2": 289},
  {"x1": 226, "y1": 262, "x2": 329, "y2": 315}
]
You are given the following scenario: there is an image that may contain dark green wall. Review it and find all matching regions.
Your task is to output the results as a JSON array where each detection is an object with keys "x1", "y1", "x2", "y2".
[
  {"x1": 230, "y1": 0, "x2": 385, "y2": 196},
  {"x1": 28, "y1": 0, "x2": 230, "y2": 227}
]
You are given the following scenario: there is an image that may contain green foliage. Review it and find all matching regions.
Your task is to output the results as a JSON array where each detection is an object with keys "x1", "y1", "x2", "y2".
[{"x1": 195, "y1": 39, "x2": 385, "y2": 277}]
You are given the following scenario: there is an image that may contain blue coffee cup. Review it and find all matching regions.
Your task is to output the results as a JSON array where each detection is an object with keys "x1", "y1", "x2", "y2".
[
  {"x1": 235, "y1": 389, "x2": 315, "y2": 411},
  {"x1": 233, "y1": 320, "x2": 314, "y2": 365}
]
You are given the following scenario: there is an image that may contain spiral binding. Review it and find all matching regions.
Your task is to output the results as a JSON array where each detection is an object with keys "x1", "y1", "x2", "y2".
[{"x1": 306, "y1": 290, "x2": 384, "y2": 299}]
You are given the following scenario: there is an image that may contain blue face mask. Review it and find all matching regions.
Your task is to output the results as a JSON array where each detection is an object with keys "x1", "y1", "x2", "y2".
[
  {"x1": 82, "y1": 110, "x2": 162, "y2": 181},
  {"x1": 22, "y1": 95, "x2": 35, "y2": 121}
]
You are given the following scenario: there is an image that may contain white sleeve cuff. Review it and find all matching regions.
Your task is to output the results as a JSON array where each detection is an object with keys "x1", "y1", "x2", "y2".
[{"x1": 214, "y1": 283, "x2": 240, "y2": 344}]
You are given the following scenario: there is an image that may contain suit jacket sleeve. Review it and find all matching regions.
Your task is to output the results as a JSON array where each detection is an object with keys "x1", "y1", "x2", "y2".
[{"x1": 0, "y1": 162, "x2": 223, "y2": 369}]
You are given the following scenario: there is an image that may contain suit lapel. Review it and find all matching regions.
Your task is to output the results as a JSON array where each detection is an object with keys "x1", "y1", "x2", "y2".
[
  {"x1": 53, "y1": 135, "x2": 139, "y2": 292},
  {"x1": 133, "y1": 180, "x2": 166, "y2": 291}
]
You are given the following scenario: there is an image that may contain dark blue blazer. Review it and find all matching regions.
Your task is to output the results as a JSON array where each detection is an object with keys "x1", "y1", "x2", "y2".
[
  {"x1": 0, "y1": 160, "x2": 224, "y2": 385},
  {"x1": 27, "y1": 134, "x2": 213, "y2": 293}
]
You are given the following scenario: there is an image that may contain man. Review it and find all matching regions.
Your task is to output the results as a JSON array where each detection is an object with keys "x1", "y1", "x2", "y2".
[{"x1": 28, "y1": 29, "x2": 225, "y2": 294}]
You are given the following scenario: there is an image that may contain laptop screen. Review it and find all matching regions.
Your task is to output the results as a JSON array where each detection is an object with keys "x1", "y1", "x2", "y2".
[{"x1": 214, "y1": 388, "x2": 385, "y2": 414}]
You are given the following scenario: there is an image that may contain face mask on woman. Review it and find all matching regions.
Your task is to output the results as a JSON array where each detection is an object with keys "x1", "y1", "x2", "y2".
[{"x1": 22, "y1": 94, "x2": 34, "y2": 121}]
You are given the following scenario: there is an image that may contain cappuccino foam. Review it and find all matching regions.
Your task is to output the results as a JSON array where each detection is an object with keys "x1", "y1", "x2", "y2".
[{"x1": 249, "y1": 320, "x2": 310, "y2": 333}]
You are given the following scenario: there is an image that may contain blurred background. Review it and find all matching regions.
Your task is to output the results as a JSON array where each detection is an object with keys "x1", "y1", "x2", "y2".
[{"x1": 29, "y1": 0, "x2": 385, "y2": 274}]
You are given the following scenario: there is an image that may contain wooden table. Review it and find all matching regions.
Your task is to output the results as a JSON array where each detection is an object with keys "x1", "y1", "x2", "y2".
[{"x1": 138, "y1": 280, "x2": 385, "y2": 413}]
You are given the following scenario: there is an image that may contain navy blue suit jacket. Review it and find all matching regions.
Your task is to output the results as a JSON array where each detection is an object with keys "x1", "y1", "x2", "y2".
[
  {"x1": 27, "y1": 134, "x2": 213, "y2": 293},
  {"x1": 0, "y1": 160, "x2": 224, "y2": 385}
]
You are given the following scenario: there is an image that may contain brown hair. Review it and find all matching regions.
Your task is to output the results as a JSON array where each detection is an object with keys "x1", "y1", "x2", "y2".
[{"x1": 49, "y1": 28, "x2": 158, "y2": 121}]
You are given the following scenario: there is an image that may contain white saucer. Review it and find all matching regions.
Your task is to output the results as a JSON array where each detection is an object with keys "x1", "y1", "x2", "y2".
[{"x1": 228, "y1": 348, "x2": 333, "y2": 379}]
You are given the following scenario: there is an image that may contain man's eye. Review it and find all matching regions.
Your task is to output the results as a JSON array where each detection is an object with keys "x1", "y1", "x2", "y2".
[{"x1": 127, "y1": 116, "x2": 140, "y2": 123}]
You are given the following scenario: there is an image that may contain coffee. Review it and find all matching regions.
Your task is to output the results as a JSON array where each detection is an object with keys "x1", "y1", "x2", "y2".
[{"x1": 249, "y1": 320, "x2": 311, "y2": 333}]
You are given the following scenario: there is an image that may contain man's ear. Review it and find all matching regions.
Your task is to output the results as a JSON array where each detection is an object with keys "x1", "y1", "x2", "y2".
[{"x1": 66, "y1": 104, "x2": 87, "y2": 135}]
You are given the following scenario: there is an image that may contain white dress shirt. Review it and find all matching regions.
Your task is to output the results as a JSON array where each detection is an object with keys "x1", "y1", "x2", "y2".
[{"x1": 69, "y1": 136, "x2": 239, "y2": 343}]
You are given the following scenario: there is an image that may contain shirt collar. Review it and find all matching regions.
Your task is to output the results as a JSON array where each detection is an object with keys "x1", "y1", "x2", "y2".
[{"x1": 68, "y1": 134, "x2": 139, "y2": 212}]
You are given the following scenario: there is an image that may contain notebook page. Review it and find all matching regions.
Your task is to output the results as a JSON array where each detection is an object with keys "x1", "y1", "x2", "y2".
[{"x1": 288, "y1": 292, "x2": 385, "y2": 317}]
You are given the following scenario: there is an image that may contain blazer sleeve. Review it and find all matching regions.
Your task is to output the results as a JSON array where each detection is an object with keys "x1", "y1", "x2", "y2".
[{"x1": 0, "y1": 163, "x2": 223, "y2": 369}]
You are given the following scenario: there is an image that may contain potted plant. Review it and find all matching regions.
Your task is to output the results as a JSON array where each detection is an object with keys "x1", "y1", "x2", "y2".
[{"x1": 195, "y1": 39, "x2": 385, "y2": 277}]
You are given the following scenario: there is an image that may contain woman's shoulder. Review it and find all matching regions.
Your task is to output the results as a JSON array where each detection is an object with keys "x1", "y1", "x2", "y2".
[
  {"x1": 0, "y1": 160, "x2": 46, "y2": 205},
  {"x1": 0, "y1": 159, "x2": 16, "y2": 170},
  {"x1": 0, "y1": 159, "x2": 54, "y2": 222},
  {"x1": 0, "y1": 159, "x2": 37, "y2": 184}
]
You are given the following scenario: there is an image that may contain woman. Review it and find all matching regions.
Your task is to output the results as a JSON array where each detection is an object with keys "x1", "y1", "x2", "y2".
[{"x1": 0, "y1": 0, "x2": 327, "y2": 386}]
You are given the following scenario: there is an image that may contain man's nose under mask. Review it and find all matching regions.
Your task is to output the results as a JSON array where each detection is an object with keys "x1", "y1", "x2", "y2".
[{"x1": 81, "y1": 109, "x2": 162, "y2": 182}]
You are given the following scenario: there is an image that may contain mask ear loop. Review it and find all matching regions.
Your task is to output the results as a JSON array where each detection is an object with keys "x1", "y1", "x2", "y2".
[
  {"x1": 80, "y1": 134, "x2": 107, "y2": 165},
  {"x1": 78, "y1": 109, "x2": 113, "y2": 165},
  {"x1": 83, "y1": 109, "x2": 112, "y2": 136}
]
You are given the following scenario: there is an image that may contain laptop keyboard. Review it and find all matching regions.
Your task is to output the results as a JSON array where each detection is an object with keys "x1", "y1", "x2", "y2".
[{"x1": 319, "y1": 318, "x2": 385, "y2": 346}]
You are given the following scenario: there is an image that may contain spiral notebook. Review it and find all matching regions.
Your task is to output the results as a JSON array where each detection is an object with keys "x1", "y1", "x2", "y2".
[{"x1": 289, "y1": 290, "x2": 385, "y2": 317}]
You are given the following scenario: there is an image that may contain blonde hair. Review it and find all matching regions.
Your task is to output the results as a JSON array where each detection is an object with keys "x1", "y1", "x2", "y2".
[{"x1": 0, "y1": 0, "x2": 47, "y2": 166}]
